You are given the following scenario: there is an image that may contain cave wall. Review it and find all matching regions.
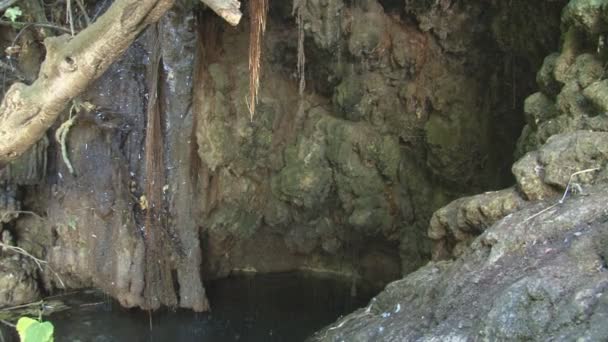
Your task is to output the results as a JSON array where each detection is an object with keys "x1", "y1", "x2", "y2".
[
  {"x1": 0, "y1": 0, "x2": 567, "y2": 309},
  {"x1": 315, "y1": 1, "x2": 608, "y2": 339},
  {"x1": 192, "y1": 0, "x2": 566, "y2": 282}
]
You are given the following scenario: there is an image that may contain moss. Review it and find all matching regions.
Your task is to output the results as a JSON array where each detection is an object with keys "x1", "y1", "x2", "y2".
[
  {"x1": 584, "y1": 79, "x2": 608, "y2": 114},
  {"x1": 563, "y1": 0, "x2": 608, "y2": 34},
  {"x1": 208, "y1": 63, "x2": 230, "y2": 92},
  {"x1": 425, "y1": 114, "x2": 461, "y2": 149},
  {"x1": 271, "y1": 137, "x2": 333, "y2": 209},
  {"x1": 524, "y1": 92, "x2": 559, "y2": 127},
  {"x1": 333, "y1": 74, "x2": 365, "y2": 120},
  {"x1": 348, "y1": 195, "x2": 391, "y2": 235},
  {"x1": 207, "y1": 204, "x2": 262, "y2": 239}
]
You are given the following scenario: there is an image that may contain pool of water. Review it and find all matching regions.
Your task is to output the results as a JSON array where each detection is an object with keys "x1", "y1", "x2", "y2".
[{"x1": 6, "y1": 272, "x2": 374, "y2": 342}]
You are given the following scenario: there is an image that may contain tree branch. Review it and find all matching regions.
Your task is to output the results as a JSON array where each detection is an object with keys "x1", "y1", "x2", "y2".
[
  {"x1": 0, "y1": 0, "x2": 176, "y2": 165},
  {"x1": 0, "y1": 0, "x2": 242, "y2": 166}
]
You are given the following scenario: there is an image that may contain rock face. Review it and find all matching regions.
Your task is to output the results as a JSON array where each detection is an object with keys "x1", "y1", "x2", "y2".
[
  {"x1": 0, "y1": 253, "x2": 40, "y2": 307},
  {"x1": 191, "y1": 0, "x2": 565, "y2": 284},
  {"x1": 0, "y1": 0, "x2": 568, "y2": 310},
  {"x1": 313, "y1": 184, "x2": 608, "y2": 341},
  {"x1": 314, "y1": 0, "x2": 608, "y2": 339}
]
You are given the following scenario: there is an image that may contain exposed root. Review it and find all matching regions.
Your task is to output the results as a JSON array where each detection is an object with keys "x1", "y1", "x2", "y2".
[
  {"x1": 54, "y1": 113, "x2": 77, "y2": 176},
  {"x1": 54, "y1": 100, "x2": 94, "y2": 176},
  {"x1": 247, "y1": 0, "x2": 269, "y2": 121}
]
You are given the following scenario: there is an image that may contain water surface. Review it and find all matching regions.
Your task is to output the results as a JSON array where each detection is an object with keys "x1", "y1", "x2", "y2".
[{"x1": 48, "y1": 272, "x2": 373, "y2": 342}]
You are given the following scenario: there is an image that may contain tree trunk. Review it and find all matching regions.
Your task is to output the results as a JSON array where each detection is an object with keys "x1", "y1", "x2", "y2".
[{"x1": 0, "y1": 0, "x2": 242, "y2": 166}]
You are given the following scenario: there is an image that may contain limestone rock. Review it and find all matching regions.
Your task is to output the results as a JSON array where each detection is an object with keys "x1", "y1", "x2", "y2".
[
  {"x1": 0, "y1": 256, "x2": 40, "y2": 307},
  {"x1": 428, "y1": 188, "x2": 525, "y2": 259},
  {"x1": 314, "y1": 184, "x2": 608, "y2": 341}
]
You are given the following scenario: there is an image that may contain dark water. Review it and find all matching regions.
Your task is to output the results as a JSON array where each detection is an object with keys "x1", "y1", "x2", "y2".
[{"x1": 33, "y1": 272, "x2": 372, "y2": 342}]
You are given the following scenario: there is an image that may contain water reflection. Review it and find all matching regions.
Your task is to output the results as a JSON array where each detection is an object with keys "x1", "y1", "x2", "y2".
[{"x1": 46, "y1": 272, "x2": 374, "y2": 342}]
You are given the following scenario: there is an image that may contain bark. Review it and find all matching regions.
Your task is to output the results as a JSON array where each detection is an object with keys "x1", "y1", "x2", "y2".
[{"x1": 0, "y1": 0, "x2": 242, "y2": 166}]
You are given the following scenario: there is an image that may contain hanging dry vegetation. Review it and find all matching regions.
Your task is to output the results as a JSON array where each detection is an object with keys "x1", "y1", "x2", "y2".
[{"x1": 247, "y1": 0, "x2": 268, "y2": 120}]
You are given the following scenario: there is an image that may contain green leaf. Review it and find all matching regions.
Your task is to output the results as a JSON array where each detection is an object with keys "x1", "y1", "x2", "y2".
[
  {"x1": 67, "y1": 217, "x2": 77, "y2": 230},
  {"x1": 16, "y1": 317, "x2": 37, "y2": 341},
  {"x1": 24, "y1": 321, "x2": 54, "y2": 342},
  {"x1": 4, "y1": 7, "x2": 22, "y2": 22},
  {"x1": 16, "y1": 317, "x2": 54, "y2": 342}
]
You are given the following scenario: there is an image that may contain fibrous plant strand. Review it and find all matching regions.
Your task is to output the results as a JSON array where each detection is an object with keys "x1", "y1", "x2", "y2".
[
  {"x1": 247, "y1": 0, "x2": 268, "y2": 120},
  {"x1": 143, "y1": 26, "x2": 177, "y2": 310},
  {"x1": 293, "y1": 0, "x2": 306, "y2": 96}
]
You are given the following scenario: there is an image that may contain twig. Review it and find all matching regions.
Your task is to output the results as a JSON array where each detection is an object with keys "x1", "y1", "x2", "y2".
[
  {"x1": 0, "y1": 300, "x2": 43, "y2": 312},
  {"x1": 0, "y1": 242, "x2": 65, "y2": 289},
  {"x1": 0, "y1": 20, "x2": 72, "y2": 33},
  {"x1": 0, "y1": 59, "x2": 25, "y2": 81},
  {"x1": 0, "y1": 319, "x2": 15, "y2": 328},
  {"x1": 0, "y1": 210, "x2": 43, "y2": 222},
  {"x1": 79, "y1": 302, "x2": 104, "y2": 308},
  {"x1": 66, "y1": 0, "x2": 75, "y2": 36},
  {"x1": 0, "y1": 242, "x2": 46, "y2": 267},
  {"x1": 0, "y1": 0, "x2": 17, "y2": 12},
  {"x1": 523, "y1": 167, "x2": 601, "y2": 223},
  {"x1": 75, "y1": 0, "x2": 90, "y2": 26}
]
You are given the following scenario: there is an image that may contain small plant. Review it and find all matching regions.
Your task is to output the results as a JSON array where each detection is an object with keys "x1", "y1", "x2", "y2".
[
  {"x1": 3, "y1": 7, "x2": 22, "y2": 22},
  {"x1": 16, "y1": 317, "x2": 54, "y2": 342},
  {"x1": 67, "y1": 216, "x2": 77, "y2": 231}
]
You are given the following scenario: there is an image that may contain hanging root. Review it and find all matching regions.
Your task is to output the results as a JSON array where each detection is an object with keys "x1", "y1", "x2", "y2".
[
  {"x1": 293, "y1": 0, "x2": 306, "y2": 96},
  {"x1": 54, "y1": 103, "x2": 78, "y2": 176},
  {"x1": 54, "y1": 100, "x2": 95, "y2": 176},
  {"x1": 247, "y1": 0, "x2": 269, "y2": 121}
]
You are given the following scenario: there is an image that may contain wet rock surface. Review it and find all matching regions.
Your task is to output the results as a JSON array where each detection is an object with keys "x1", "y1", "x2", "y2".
[
  {"x1": 314, "y1": 183, "x2": 608, "y2": 341},
  {"x1": 314, "y1": 0, "x2": 608, "y2": 339}
]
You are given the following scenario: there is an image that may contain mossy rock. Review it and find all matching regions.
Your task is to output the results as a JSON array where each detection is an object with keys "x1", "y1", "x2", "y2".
[
  {"x1": 523, "y1": 92, "x2": 559, "y2": 126},
  {"x1": 563, "y1": 0, "x2": 608, "y2": 34},
  {"x1": 536, "y1": 53, "x2": 562, "y2": 98},
  {"x1": 207, "y1": 204, "x2": 262, "y2": 239},
  {"x1": 584, "y1": 79, "x2": 608, "y2": 114},
  {"x1": 272, "y1": 137, "x2": 333, "y2": 209}
]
